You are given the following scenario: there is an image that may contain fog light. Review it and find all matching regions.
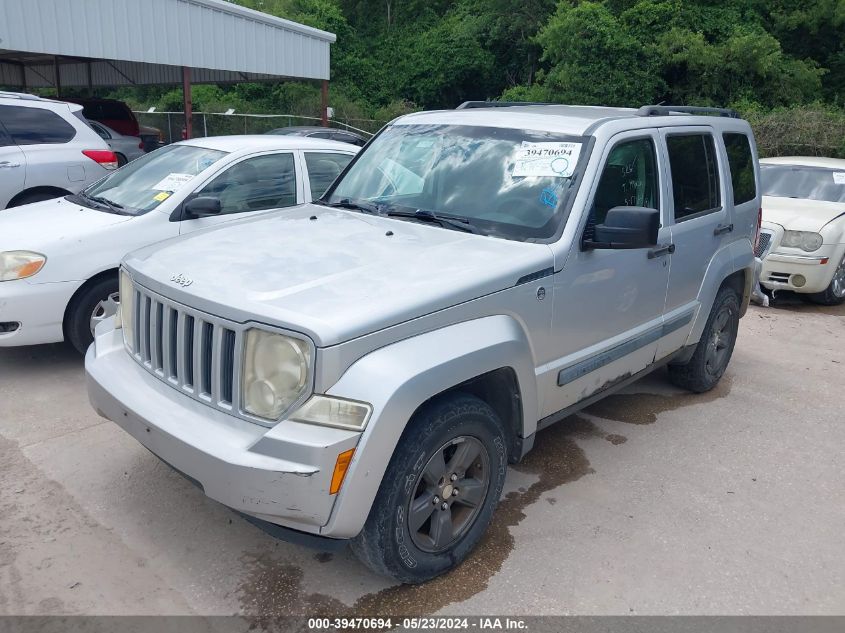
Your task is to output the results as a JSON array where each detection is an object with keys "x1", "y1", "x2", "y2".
[{"x1": 792, "y1": 274, "x2": 806, "y2": 288}]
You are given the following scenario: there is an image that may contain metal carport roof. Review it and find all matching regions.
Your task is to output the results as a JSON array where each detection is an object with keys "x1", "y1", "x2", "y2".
[{"x1": 0, "y1": 0, "x2": 336, "y2": 88}]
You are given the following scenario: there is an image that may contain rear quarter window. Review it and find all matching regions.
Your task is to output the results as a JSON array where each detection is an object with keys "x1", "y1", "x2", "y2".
[
  {"x1": 723, "y1": 133, "x2": 756, "y2": 205},
  {"x1": 0, "y1": 105, "x2": 76, "y2": 145}
]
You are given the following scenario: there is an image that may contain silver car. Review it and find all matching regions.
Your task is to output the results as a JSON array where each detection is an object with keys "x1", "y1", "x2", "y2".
[
  {"x1": 87, "y1": 103, "x2": 761, "y2": 583},
  {"x1": 0, "y1": 92, "x2": 115, "y2": 209},
  {"x1": 86, "y1": 119, "x2": 146, "y2": 166}
]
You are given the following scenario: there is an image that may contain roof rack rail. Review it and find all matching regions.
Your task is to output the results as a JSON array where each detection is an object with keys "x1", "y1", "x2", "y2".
[
  {"x1": 637, "y1": 105, "x2": 739, "y2": 118},
  {"x1": 456, "y1": 101, "x2": 556, "y2": 109}
]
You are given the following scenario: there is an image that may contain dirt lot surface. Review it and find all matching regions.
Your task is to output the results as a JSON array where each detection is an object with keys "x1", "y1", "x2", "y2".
[{"x1": 2, "y1": 298, "x2": 844, "y2": 617}]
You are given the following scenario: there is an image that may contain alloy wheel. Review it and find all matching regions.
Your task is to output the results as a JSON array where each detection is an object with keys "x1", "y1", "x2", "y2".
[
  {"x1": 90, "y1": 292, "x2": 120, "y2": 336},
  {"x1": 408, "y1": 436, "x2": 491, "y2": 553},
  {"x1": 705, "y1": 303, "x2": 734, "y2": 377}
]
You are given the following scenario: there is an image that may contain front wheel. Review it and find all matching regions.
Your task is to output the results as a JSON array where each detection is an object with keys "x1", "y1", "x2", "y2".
[
  {"x1": 668, "y1": 285, "x2": 740, "y2": 393},
  {"x1": 806, "y1": 254, "x2": 845, "y2": 306},
  {"x1": 351, "y1": 393, "x2": 507, "y2": 583},
  {"x1": 65, "y1": 277, "x2": 119, "y2": 354}
]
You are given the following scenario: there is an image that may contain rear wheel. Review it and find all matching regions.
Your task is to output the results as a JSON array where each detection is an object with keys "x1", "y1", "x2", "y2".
[
  {"x1": 116, "y1": 153, "x2": 128, "y2": 167},
  {"x1": 668, "y1": 285, "x2": 740, "y2": 393},
  {"x1": 351, "y1": 393, "x2": 507, "y2": 583},
  {"x1": 65, "y1": 276, "x2": 119, "y2": 354},
  {"x1": 806, "y1": 254, "x2": 845, "y2": 306}
]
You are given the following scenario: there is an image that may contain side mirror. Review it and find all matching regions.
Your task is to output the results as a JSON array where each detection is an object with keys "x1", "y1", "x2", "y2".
[
  {"x1": 184, "y1": 196, "x2": 222, "y2": 218},
  {"x1": 585, "y1": 206, "x2": 659, "y2": 250}
]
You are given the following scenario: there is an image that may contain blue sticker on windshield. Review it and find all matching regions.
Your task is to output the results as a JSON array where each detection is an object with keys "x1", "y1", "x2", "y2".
[
  {"x1": 198, "y1": 157, "x2": 216, "y2": 170},
  {"x1": 540, "y1": 186, "x2": 559, "y2": 209}
]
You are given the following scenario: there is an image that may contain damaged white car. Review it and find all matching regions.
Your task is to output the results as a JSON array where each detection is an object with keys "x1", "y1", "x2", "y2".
[{"x1": 758, "y1": 157, "x2": 845, "y2": 305}]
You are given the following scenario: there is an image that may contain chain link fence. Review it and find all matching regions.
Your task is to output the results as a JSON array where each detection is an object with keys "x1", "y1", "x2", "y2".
[
  {"x1": 745, "y1": 106, "x2": 845, "y2": 158},
  {"x1": 135, "y1": 111, "x2": 386, "y2": 144}
]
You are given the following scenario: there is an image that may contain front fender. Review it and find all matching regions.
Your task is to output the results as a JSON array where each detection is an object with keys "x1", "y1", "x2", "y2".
[{"x1": 319, "y1": 315, "x2": 536, "y2": 539}]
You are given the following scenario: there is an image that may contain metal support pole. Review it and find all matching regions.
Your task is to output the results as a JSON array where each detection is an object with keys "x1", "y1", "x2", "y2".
[
  {"x1": 321, "y1": 80, "x2": 329, "y2": 127},
  {"x1": 182, "y1": 66, "x2": 193, "y2": 140},
  {"x1": 53, "y1": 56, "x2": 62, "y2": 97}
]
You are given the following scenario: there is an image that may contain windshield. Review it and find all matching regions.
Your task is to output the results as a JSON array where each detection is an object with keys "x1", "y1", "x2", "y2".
[
  {"x1": 79, "y1": 144, "x2": 228, "y2": 215},
  {"x1": 761, "y1": 164, "x2": 845, "y2": 203},
  {"x1": 325, "y1": 124, "x2": 589, "y2": 240}
]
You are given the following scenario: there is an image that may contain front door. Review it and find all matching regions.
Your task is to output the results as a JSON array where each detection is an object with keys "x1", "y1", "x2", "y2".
[
  {"x1": 179, "y1": 151, "x2": 301, "y2": 234},
  {"x1": 0, "y1": 140, "x2": 25, "y2": 209},
  {"x1": 541, "y1": 130, "x2": 671, "y2": 417}
]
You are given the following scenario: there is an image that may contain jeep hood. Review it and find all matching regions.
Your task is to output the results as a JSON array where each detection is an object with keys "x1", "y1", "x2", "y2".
[
  {"x1": 125, "y1": 204, "x2": 554, "y2": 346},
  {"x1": 762, "y1": 195, "x2": 845, "y2": 233}
]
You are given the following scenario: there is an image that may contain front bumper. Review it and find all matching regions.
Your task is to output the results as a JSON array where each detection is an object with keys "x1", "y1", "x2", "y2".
[
  {"x1": 85, "y1": 324, "x2": 362, "y2": 536},
  {"x1": 760, "y1": 246, "x2": 844, "y2": 294},
  {"x1": 0, "y1": 278, "x2": 80, "y2": 347}
]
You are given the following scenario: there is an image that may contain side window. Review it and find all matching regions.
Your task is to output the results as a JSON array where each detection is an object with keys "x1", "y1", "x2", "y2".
[
  {"x1": 90, "y1": 122, "x2": 110, "y2": 140},
  {"x1": 304, "y1": 152, "x2": 354, "y2": 198},
  {"x1": 723, "y1": 133, "x2": 756, "y2": 205},
  {"x1": 194, "y1": 152, "x2": 297, "y2": 216},
  {"x1": 666, "y1": 134, "x2": 721, "y2": 221},
  {"x1": 587, "y1": 138, "x2": 659, "y2": 238},
  {"x1": 0, "y1": 105, "x2": 76, "y2": 145}
]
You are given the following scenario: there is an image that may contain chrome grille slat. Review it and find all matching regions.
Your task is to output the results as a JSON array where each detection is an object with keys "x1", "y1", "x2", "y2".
[
  {"x1": 150, "y1": 300, "x2": 163, "y2": 374},
  {"x1": 140, "y1": 295, "x2": 151, "y2": 364}
]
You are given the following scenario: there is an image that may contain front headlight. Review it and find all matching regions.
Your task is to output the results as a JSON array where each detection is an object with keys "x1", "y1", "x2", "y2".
[
  {"x1": 781, "y1": 230, "x2": 823, "y2": 252},
  {"x1": 0, "y1": 251, "x2": 46, "y2": 281},
  {"x1": 242, "y1": 329, "x2": 311, "y2": 420},
  {"x1": 115, "y1": 269, "x2": 134, "y2": 350}
]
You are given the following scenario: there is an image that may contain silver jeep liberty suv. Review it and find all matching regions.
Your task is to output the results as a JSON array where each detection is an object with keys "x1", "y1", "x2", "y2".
[{"x1": 86, "y1": 103, "x2": 761, "y2": 583}]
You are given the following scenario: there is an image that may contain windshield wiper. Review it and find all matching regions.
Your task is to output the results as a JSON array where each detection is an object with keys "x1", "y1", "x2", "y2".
[
  {"x1": 87, "y1": 194, "x2": 124, "y2": 211},
  {"x1": 385, "y1": 209, "x2": 483, "y2": 234},
  {"x1": 319, "y1": 198, "x2": 383, "y2": 215},
  {"x1": 72, "y1": 191, "x2": 128, "y2": 214}
]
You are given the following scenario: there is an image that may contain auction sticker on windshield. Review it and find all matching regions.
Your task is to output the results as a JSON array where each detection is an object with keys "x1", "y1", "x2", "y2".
[
  {"x1": 153, "y1": 173, "x2": 194, "y2": 192},
  {"x1": 833, "y1": 172, "x2": 845, "y2": 185},
  {"x1": 513, "y1": 142, "x2": 582, "y2": 178}
]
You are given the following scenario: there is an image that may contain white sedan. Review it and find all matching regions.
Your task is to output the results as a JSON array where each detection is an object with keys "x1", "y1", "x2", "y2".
[
  {"x1": 758, "y1": 157, "x2": 845, "y2": 305},
  {"x1": 0, "y1": 135, "x2": 358, "y2": 352}
]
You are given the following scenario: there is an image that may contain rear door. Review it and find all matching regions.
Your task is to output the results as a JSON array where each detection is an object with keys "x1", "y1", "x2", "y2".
[
  {"x1": 655, "y1": 127, "x2": 731, "y2": 358},
  {"x1": 301, "y1": 150, "x2": 356, "y2": 200},
  {"x1": 0, "y1": 121, "x2": 25, "y2": 209},
  {"x1": 179, "y1": 151, "x2": 302, "y2": 234}
]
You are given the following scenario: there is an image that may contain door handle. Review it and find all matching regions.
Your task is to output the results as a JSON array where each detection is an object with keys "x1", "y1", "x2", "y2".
[
  {"x1": 713, "y1": 223, "x2": 733, "y2": 236},
  {"x1": 648, "y1": 243, "x2": 675, "y2": 259},
  {"x1": 0, "y1": 161, "x2": 21, "y2": 168}
]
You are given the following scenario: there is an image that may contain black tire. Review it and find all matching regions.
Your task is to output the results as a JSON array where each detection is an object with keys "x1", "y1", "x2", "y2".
[
  {"x1": 65, "y1": 276, "x2": 119, "y2": 354},
  {"x1": 7, "y1": 191, "x2": 62, "y2": 208},
  {"x1": 351, "y1": 393, "x2": 508, "y2": 583},
  {"x1": 667, "y1": 285, "x2": 740, "y2": 393},
  {"x1": 804, "y1": 255, "x2": 845, "y2": 306},
  {"x1": 116, "y1": 153, "x2": 128, "y2": 167}
]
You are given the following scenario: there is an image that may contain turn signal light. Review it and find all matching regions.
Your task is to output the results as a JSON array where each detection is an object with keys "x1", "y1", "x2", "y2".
[{"x1": 330, "y1": 448, "x2": 355, "y2": 495}]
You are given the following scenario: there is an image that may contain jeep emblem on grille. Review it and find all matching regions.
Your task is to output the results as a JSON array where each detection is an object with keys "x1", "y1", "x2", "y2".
[{"x1": 170, "y1": 273, "x2": 193, "y2": 287}]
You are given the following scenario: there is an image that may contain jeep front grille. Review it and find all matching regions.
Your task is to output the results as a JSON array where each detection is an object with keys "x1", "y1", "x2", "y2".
[{"x1": 129, "y1": 284, "x2": 240, "y2": 410}]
